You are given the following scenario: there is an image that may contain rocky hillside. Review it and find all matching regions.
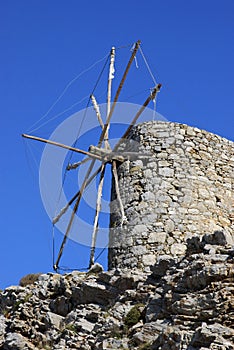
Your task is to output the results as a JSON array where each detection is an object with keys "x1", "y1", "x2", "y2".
[{"x1": 0, "y1": 231, "x2": 233, "y2": 350}]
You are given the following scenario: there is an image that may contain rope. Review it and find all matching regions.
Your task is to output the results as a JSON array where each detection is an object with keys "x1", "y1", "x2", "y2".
[
  {"x1": 27, "y1": 52, "x2": 110, "y2": 134},
  {"x1": 28, "y1": 95, "x2": 90, "y2": 133},
  {"x1": 139, "y1": 46, "x2": 158, "y2": 86},
  {"x1": 116, "y1": 43, "x2": 133, "y2": 50},
  {"x1": 54, "y1": 244, "x2": 108, "y2": 272},
  {"x1": 94, "y1": 244, "x2": 108, "y2": 263},
  {"x1": 52, "y1": 224, "x2": 89, "y2": 272},
  {"x1": 56, "y1": 266, "x2": 88, "y2": 272},
  {"x1": 63, "y1": 53, "x2": 110, "y2": 168},
  {"x1": 125, "y1": 88, "x2": 149, "y2": 101},
  {"x1": 22, "y1": 138, "x2": 40, "y2": 183}
]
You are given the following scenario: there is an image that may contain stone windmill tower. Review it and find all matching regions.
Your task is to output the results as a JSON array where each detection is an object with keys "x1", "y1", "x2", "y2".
[
  {"x1": 22, "y1": 41, "x2": 234, "y2": 272},
  {"x1": 109, "y1": 121, "x2": 234, "y2": 271}
]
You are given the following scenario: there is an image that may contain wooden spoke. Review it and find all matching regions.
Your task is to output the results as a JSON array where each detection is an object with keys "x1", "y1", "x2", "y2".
[
  {"x1": 98, "y1": 40, "x2": 141, "y2": 147},
  {"x1": 22, "y1": 134, "x2": 103, "y2": 161},
  {"x1": 66, "y1": 156, "x2": 91, "y2": 171},
  {"x1": 91, "y1": 94, "x2": 104, "y2": 129},
  {"x1": 89, "y1": 163, "x2": 106, "y2": 268},
  {"x1": 112, "y1": 160, "x2": 126, "y2": 226},
  {"x1": 54, "y1": 159, "x2": 101, "y2": 270},
  {"x1": 90, "y1": 94, "x2": 111, "y2": 150},
  {"x1": 52, "y1": 165, "x2": 102, "y2": 225},
  {"x1": 113, "y1": 83, "x2": 162, "y2": 152},
  {"x1": 105, "y1": 47, "x2": 115, "y2": 143}
]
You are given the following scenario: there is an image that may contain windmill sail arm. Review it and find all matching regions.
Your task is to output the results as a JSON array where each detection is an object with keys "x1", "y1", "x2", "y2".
[
  {"x1": 106, "y1": 47, "x2": 116, "y2": 142},
  {"x1": 66, "y1": 157, "x2": 91, "y2": 171},
  {"x1": 90, "y1": 94, "x2": 104, "y2": 129},
  {"x1": 98, "y1": 40, "x2": 141, "y2": 147},
  {"x1": 22, "y1": 134, "x2": 103, "y2": 161},
  {"x1": 53, "y1": 164, "x2": 103, "y2": 225},
  {"x1": 54, "y1": 192, "x2": 81, "y2": 270},
  {"x1": 114, "y1": 83, "x2": 162, "y2": 151},
  {"x1": 89, "y1": 163, "x2": 106, "y2": 268},
  {"x1": 112, "y1": 160, "x2": 126, "y2": 226},
  {"x1": 54, "y1": 159, "x2": 97, "y2": 269},
  {"x1": 89, "y1": 145, "x2": 112, "y2": 157},
  {"x1": 90, "y1": 94, "x2": 111, "y2": 150}
]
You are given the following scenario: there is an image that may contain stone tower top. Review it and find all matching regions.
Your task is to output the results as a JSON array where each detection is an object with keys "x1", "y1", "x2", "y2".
[{"x1": 109, "y1": 121, "x2": 234, "y2": 270}]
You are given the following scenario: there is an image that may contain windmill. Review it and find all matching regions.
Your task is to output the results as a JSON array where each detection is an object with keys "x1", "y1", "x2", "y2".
[{"x1": 22, "y1": 40, "x2": 162, "y2": 271}]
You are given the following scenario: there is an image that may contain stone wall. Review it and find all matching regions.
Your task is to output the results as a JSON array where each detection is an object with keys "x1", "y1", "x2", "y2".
[
  {"x1": 1, "y1": 232, "x2": 233, "y2": 349},
  {"x1": 109, "y1": 121, "x2": 234, "y2": 270}
]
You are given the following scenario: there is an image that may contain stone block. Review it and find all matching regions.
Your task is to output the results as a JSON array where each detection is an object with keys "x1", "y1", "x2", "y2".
[
  {"x1": 46, "y1": 312, "x2": 64, "y2": 330},
  {"x1": 4, "y1": 333, "x2": 35, "y2": 350},
  {"x1": 131, "y1": 245, "x2": 147, "y2": 256},
  {"x1": 148, "y1": 232, "x2": 167, "y2": 243},
  {"x1": 158, "y1": 167, "x2": 174, "y2": 177},
  {"x1": 164, "y1": 219, "x2": 175, "y2": 233},
  {"x1": 141, "y1": 191, "x2": 155, "y2": 201},
  {"x1": 170, "y1": 243, "x2": 187, "y2": 256},
  {"x1": 142, "y1": 254, "x2": 156, "y2": 266},
  {"x1": 132, "y1": 225, "x2": 148, "y2": 235}
]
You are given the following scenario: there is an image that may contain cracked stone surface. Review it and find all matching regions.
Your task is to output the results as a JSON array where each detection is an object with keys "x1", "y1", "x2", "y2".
[{"x1": 0, "y1": 232, "x2": 233, "y2": 349}]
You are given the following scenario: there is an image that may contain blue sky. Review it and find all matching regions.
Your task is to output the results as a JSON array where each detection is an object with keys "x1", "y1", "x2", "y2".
[{"x1": 0, "y1": 0, "x2": 233, "y2": 289}]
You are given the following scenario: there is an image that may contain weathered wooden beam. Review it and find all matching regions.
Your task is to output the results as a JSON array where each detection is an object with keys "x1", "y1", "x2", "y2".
[
  {"x1": 98, "y1": 40, "x2": 141, "y2": 147},
  {"x1": 52, "y1": 165, "x2": 102, "y2": 224},
  {"x1": 89, "y1": 145, "x2": 125, "y2": 162},
  {"x1": 89, "y1": 145, "x2": 112, "y2": 157},
  {"x1": 114, "y1": 83, "x2": 162, "y2": 152},
  {"x1": 106, "y1": 47, "x2": 115, "y2": 143},
  {"x1": 112, "y1": 160, "x2": 126, "y2": 226},
  {"x1": 66, "y1": 157, "x2": 90, "y2": 171},
  {"x1": 89, "y1": 163, "x2": 106, "y2": 268},
  {"x1": 91, "y1": 94, "x2": 111, "y2": 151},
  {"x1": 90, "y1": 94, "x2": 104, "y2": 130},
  {"x1": 54, "y1": 158, "x2": 101, "y2": 270},
  {"x1": 22, "y1": 134, "x2": 103, "y2": 161}
]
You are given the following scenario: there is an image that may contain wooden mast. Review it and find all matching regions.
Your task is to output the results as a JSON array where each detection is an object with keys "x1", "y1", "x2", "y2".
[
  {"x1": 105, "y1": 47, "x2": 115, "y2": 145},
  {"x1": 98, "y1": 40, "x2": 141, "y2": 147},
  {"x1": 89, "y1": 163, "x2": 106, "y2": 268},
  {"x1": 89, "y1": 47, "x2": 115, "y2": 267},
  {"x1": 112, "y1": 160, "x2": 126, "y2": 225}
]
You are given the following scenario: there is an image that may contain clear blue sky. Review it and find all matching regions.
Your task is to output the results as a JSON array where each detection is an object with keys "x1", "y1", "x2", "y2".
[{"x1": 0, "y1": 0, "x2": 233, "y2": 289}]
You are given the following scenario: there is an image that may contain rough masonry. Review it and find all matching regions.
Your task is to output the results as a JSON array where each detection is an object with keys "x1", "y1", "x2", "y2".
[
  {"x1": 109, "y1": 121, "x2": 234, "y2": 270},
  {"x1": 0, "y1": 231, "x2": 233, "y2": 349}
]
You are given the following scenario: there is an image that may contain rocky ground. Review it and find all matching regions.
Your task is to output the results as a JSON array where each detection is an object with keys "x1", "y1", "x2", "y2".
[{"x1": 0, "y1": 231, "x2": 233, "y2": 350}]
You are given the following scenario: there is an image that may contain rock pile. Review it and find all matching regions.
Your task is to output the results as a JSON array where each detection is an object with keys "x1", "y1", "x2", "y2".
[{"x1": 0, "y1": 231, "x2": 233, "y2": 349}]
